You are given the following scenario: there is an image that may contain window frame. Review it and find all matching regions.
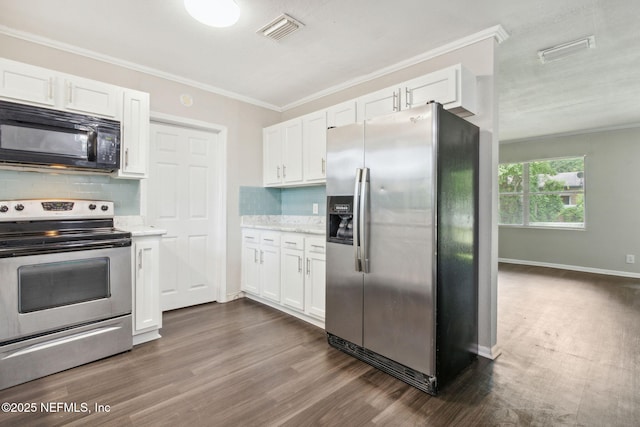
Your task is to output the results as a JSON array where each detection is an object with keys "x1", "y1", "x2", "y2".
[{"x1": 499, "y1": 155, "x2": 586, "y2": 230}]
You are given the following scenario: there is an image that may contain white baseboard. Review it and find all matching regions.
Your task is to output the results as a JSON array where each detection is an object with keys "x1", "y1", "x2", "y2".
[
  {"x1": 133, "y1": 330, "x2": 162, "y2": 346},
  {"x1": 498, "y1": 258, "x2": 640, "y2": 279},
  {"x1": 218, "y1": 291, "x2": 245, "y2": 303},
  {"x1": 478, "y1": 344, "x2": 502, "y2": 360}
]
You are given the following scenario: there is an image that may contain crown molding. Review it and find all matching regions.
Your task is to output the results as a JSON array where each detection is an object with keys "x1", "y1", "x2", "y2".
[
  {"x1": 0, "y1": 24, "x2": 281, "y2": 111},
  {"x1": 0, "y1": 23, "x2": 508, "y2": 113}
]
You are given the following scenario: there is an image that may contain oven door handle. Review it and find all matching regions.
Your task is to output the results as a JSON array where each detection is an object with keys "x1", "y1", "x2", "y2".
[{"x1": 0, "y1": 238, "x2": 132, "y2": 258}]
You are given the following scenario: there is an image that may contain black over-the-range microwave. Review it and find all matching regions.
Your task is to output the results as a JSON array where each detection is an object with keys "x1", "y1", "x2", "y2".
[{"x1": 0, "y1": 100, "x2": 121, "y2": 172}]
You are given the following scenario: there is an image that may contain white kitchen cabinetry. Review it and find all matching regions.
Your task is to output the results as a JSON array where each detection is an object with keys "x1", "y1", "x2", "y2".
[
  {"x1": 132, "y1": 234, "x2": 162, "y2": 345},
  {"x1": 355, "y1": 64, "x2": 476, "y2": 122},
  {"x1": 263, "y1": 118, "x2": 303, "y2": 186},
  {"x1": 241, "y1": 230, "x2": 261, "y2": 295},
  {"x1": 403, "y1": 64, "x2": 477, "y2": 116},
  {"x1": 0, "y1": 58, "x2": 121, "y2": 118},
  {"x1": 304, "y1": 238, "x2": 326, "y2": 320},
  {"x1": 260, "y1": 232, "x2": 282, "y2": 302},
  {"x1": 302, "y1": 111, "x2": 327, "y2": 183},
  {"x1": 241, "y1": 228, "x2": 327, "y2": 327},
  {"x1": 327, "y1": 100, "x2": 357, "y2": 128},
  {"x1": 62, "y1": 76, "x2": 120, "y2": 118},
  {"x1": 0, "y1": 59, "x2": 56, "y2": 107},
  {"x1": 356, "y1": 85, "x2": 402, "y2": 122},
  {"x1": 281, "y1": 234, "x2": 305, "y2": 310},
  {"x1": 117, "y1": 89, "x2": 150, "y2": 178},
  {"x1": 241, "y1": 230, "x2": 281, "y2": 302}
]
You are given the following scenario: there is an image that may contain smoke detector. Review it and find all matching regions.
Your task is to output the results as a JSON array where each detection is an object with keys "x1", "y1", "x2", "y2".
[{"x1": 258, "y1": 14, "x2": 304, "y2": 41}]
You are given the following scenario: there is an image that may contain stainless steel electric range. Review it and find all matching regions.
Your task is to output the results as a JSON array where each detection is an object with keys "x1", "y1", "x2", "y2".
[{"x1": 0, "y1": 199, "x2": 133, "y2": 390}]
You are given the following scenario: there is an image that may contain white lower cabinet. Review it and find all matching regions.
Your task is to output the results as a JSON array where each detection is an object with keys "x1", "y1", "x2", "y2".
[
  {"x1": 132, "y1": 234, "x2": 162, "y2": 345},
  {"x1": 304, "y1": 238, "x2": 326, "y2": 320},
  {"x1": 241, "y1": 230, "x2": 281, "y2": 303},
  {"x1": 281, "y1": 234, "x2": 305, "y2": 310},
  {"x1": 241, "y1": 229, "x2": 326, "y2": 326}
]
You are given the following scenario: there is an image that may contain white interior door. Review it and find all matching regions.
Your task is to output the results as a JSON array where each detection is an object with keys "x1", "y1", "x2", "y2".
[{"x1": 148, "y1": 122, "x2": 222, "y2": 311}]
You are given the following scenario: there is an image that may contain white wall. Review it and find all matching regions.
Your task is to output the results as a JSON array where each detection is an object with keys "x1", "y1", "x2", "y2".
[
  {"x1": 0, "y1": 33, "x2": 281, "y2": 301},
  {"x1": 499, "y1": 127, "x2": 640, "y2": 277}
]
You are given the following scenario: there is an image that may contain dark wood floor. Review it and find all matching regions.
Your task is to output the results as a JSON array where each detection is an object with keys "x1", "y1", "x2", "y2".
[{"x1": 1, "y1": 264, "x2": 639, "y2": 426}]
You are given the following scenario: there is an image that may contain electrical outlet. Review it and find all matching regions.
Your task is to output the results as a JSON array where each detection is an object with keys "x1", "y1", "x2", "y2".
[
  {"x1": 626, "y1": 254, "x2": 635, "y2": 264},
  {"x1": 312, "y1": 203, "x2": 319, "y2": 214}
]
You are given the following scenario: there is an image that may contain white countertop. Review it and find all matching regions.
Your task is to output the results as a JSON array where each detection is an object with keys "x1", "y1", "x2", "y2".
[
  {"x1": 114, "y1": 216, "x2": 167, "y2": 237},
  {"x1": 241, "y1": 215, "x2": 325, "y2": 235}
]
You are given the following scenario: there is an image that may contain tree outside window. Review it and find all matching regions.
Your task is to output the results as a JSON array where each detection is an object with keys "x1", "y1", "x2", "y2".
[{"x1": 499, "y1": 157, "x2": 585, "y2": 228}]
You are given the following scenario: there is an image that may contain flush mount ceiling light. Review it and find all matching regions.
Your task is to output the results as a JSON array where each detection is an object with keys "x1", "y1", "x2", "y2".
[
  {"x1": 538, "y1": 35, "x2": 596, "y2": 63},
  {"x1": 258, "y1": 14, "x2": 304, "y2": 41},
  {"x1": 184, "y1": 0, "x2": 240, "y2": 28}
]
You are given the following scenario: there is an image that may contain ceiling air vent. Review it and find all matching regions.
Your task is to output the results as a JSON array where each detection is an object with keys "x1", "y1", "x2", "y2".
[{"x1": 258, "y1": 14, "x2": 304, "y2": 41}]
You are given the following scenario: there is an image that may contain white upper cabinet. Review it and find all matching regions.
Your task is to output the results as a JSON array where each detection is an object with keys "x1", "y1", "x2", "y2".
[
  {"x1": 263, "y1": 124, "x2": 283, "y2": 186},
  {"x1": 117, "y1": 89, "x2": 150, "y2": 179},
  {"x1": 327, "y1": 100, "x2": 357, "y2": 128},
  {"x1": 0, "y1": 58, "x2": 121, "y2": 118},
  {"x1": 281, "y1": 119, "x2": 303, "y2": 184},
  {"x1": 356, "y1": 85, "x2": 401, "y2": 122},
  {"x1": 63, "y1": 76, "x2": 120, "y2": 118},
  {"x1": 302, "y1": 110, "x2": 327, "y2": 183},
  {"x1": 403, "y1": 64, "x2": 477, "y2": 116},
  {"x1": 263, "y1": 118, "x2": 303, "y2": 187},
  {"x1": 0, "y1": 60, "x2": 56, "y2": 107},
  {"x1": 263, "y1": 63, "x2": 476, "y2": 188}
]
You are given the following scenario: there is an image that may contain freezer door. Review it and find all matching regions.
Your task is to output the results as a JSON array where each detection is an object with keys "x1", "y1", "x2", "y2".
[
  {"x1": 362, "y1": 104, "x2": 437, "y2": 376},
  {"x1": 325, "y1": 123, "x2": 365, "y2": 345}
]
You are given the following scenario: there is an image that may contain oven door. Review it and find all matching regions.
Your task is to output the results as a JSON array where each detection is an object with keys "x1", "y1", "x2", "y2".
[{"x1": 0, "y1": 245, "x2": 131, "y2": 343}]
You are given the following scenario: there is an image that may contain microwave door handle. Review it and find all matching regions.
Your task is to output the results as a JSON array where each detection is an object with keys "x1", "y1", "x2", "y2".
[{"x1": 87, "y1": 131, "x2": 97, "y2": 161}]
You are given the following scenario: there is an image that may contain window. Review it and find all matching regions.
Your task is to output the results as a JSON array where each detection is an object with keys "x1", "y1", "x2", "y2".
[{"x1": 499, "y1": 156, "x2": 585, "y2": 229}]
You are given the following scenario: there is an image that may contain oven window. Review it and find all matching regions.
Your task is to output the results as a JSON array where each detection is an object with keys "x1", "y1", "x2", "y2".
[
  {"x1": 18, "y1": 258, "x2": 110, "y2": 313},
  {"x1": 1, "y1": 124, "x2": 89, "y2": 159}
]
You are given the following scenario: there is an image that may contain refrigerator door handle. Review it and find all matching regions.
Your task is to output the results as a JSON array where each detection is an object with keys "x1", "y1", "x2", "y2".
[
  {"x1": 353, "y1": 167, "x2": 363, "y2": 272},
  {"x1": 360, "y1": 167, "x2": 370, "y2": 273}
]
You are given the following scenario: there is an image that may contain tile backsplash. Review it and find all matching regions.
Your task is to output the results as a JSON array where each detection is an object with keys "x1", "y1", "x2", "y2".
[
  {"x1": 0, "y1": 169, "x2": 140, "y2": 215},
  {"x1": 239, "y1": 185, "x2": 326, "y2": 216}
]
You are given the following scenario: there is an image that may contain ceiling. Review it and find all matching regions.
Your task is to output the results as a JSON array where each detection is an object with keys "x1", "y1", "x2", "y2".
[{"x1": 0, "y1": 0, "x2": 638, "y2": 141}]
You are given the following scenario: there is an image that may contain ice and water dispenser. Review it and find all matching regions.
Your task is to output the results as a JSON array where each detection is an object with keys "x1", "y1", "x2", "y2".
[{"x1": 327, "y1": 196, "x2": 353, "y2": 244}]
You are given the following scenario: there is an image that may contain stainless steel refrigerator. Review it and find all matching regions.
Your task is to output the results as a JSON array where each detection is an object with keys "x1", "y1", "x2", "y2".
[{"x1": 325, "y1": 102, "x2": 479, "y2": 395}]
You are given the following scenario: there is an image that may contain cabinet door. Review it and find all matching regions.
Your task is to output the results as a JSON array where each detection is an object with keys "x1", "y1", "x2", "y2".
[
  {"x1": 403, "y1": 64, "x2": 476, "y2": 116},
  {"x1": 327, "y1": 101, "x2": 357, "y2": 128},
  {"x1": 63, "y1": 77, "x2": 120, "y2": 118},
  {"x1": 263, "y1": 125, "x2": 283, "y2": 186},
  {"x1": 282, "y1": 119, "x2": 303, "y2": 184},
  {"x1": 118, "y1": 90, "x2": 150, "y2": 178},
  {"x1": 134, "y1": 239, "x2": 161, "y2": 332},
  {"x1": 356, "y1": 86, "x2": 400, "y2": 122},
  {"x1": 302, "y1": 111, "x2": 327, "y2": 183},
  {"x1": 305, "y1": 240, "x2": 326, "y2": 320},
  {"x1": 0, "y1": 59, "x2": 56, "y2": 107},
  {"x1": 241, "y1": 241, "x2": 261, "y2": 295},
  {"x1": 281, "y1": 248, "x2": 304, "y2": 310},
  {"x1": 261, "y1": 245, "x2": 281, "y2": 302}
]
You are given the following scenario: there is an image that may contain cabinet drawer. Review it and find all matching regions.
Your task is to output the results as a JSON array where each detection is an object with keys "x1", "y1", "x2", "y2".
[
  {"x1": 281, "y1": 234, "x2": 304, "y2": 250},
  {"x1": 260, "y1": 232, "x2": 281, "y2": 246},
  {"x1": 306, "y1": 238, "x2": 326, "y2": 254},
  {"x1": 242, "y1": 230, "x2": 260, "y2": 243}
]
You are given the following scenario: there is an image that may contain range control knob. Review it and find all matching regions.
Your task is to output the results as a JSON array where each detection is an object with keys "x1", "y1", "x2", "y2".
[
  {"x1": 15, "y1": 204, "x2": 24, "y2": 211},
  {"x1": 89, "y1": 204, "x2": 97, "y2": 210},
  {"x1": 101, "y1": 205, "x2": 109, "y2": 211},
  {"x1": 0, "y1": 205, "x2": 8, "y2": 213}
]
